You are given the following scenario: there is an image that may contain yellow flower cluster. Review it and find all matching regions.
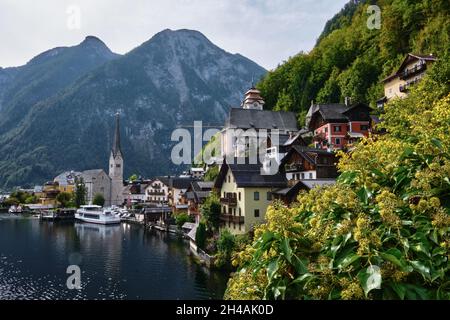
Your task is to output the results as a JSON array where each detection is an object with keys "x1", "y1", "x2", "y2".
[{"x1": 376, "y1": 190, "x2": 402, "y2": 228}]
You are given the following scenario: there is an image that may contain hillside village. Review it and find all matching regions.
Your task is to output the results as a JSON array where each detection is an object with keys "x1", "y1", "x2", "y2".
[{"x1": 0, "y1": 52, "x2": 437, "y2": 266}]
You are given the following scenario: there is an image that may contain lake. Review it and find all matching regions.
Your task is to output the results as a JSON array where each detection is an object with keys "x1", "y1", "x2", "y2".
[{"x1": 0, "y1": 215, "x2": 228, "y2": 300}]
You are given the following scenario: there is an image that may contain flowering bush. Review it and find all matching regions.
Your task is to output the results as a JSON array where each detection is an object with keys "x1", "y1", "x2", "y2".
[{"x1": 225, "y1": 59, "x2": 450, "y2": 300}]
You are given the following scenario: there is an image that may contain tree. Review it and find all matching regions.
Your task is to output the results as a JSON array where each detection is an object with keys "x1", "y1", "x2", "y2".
[
  {"x1": 56, "y1": 192, "x2": 72, "y2": 208},
  {"x1": 93, "y1": 193, "x2": 105, "y2": 207},
  {"x1": 200, "y1": 193, "x2": 221, "y2": 231},
  {"x1": 204, "y1": 165, "x2": 219, "y2": 182},
  {"x1": 74, "y1": 177, "x2": 87, "y2": 208},
  {"x1": 226, "y1": 61, "x2": 450, "y2": 300},
  {"x1": 129, "y1": 174, "x2": 138, "y2": 182},
  {"x1": 215, "y1": 229, "x2": 236, "y2": 269},
  {"x1": 175, "y1": 212, "x2": 193, "y2": 229},
  {"x1": 195, "y1": 221, "x2": 207, "y2": 251}
]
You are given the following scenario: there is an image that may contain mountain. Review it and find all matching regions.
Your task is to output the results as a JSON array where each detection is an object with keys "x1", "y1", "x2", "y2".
[
  {"x1": 0, "y1": 36, "x2": 120, "y2": 133},
  {"x1": 257, "y1": 0, "x2": 450, "y2": 124},
  {"x1": 0, "y1": 29, "x2": 266, "y2": 187}
]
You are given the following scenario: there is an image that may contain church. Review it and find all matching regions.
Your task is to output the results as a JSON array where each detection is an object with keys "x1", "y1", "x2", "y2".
[{"x1": 54, "y1": 113, "x2": 125, "y2": 207}]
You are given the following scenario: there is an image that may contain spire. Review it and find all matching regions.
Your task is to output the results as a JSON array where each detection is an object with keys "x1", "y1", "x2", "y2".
[{"x1": 112, "y1": 112, "x2": 122, "y2": 157}]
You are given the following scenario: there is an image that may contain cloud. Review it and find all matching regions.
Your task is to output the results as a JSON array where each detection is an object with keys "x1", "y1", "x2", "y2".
[{"x1": 0, "y1": 0, "x2": 348, "y2": 70}]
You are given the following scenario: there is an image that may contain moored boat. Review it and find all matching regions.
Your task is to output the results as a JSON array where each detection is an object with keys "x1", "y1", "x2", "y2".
[{"x1": 75, "y1": 205, "x2": 121, "y2": 225}]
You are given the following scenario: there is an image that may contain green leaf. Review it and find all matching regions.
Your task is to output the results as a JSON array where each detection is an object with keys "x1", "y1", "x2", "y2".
[
  {"x1": 338, "y1": 171, "x2": 358, "y2": 185},
  {"x1": 280, "y1": 238, "x2": 293, "y2": 263},
  {"x1": 380, "y1": 250, "x2": 406, "y2": 269},
  {"x1": 292, "y1": 254, "x2": 308, "y2": 275},
  {"x1": 431, "y1": 138, "x2": 443, "y2": 150},
  {"x1": 410, "y1": 261, "x2": 431, "y2": 280},
  {"x1": 267, "y1": 259, "x2": 279, "y2": 280},
  {"x1": 390, "y1": 282, "x2": 406, "y2": 300},
  {"x1": 337, "y1": 253, "x2": 360, "y2": 270},
  {"x1": 358, "y1": 266, "x2": 382, "y2": 297}
]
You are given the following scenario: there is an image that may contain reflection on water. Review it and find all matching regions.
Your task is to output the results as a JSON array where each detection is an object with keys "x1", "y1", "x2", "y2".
[{"x1": 0, "y1": 215, "x2": 228, "y2": 300}]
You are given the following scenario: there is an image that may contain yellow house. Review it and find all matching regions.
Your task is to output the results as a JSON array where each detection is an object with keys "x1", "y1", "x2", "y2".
[
  {"x1": 377, "y1": 53, "x2": 437, "y2": 109},
  {"x1": 214, "y1": 160, "x2": 287, "y2": 235}
]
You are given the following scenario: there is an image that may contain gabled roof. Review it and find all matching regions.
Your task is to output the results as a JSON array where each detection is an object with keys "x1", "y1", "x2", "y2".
[
  {"x1": 158, "y1": 176, "x2": 194, "y2": 190},
  {"x1": 382, "y1": 53, "x2": 437, "y2": 83},
  {"x1": 306, "y1": 102, "x2": 370, "y2": 129},
  {"x1": 225, "y1": 108, "x2": 298, "y2": 131},
  {"x1": 82, "y1": 169, "x2": 109, "y2": 182},
  {"x1": 273, "y1": 179, "x2": 336, "y2": 197},
  {"x1": 214, "y1": 158, "x2": 287, "y2": 189},
  {"x1": 192, "y1": 181, "x2": 214, "y2": 191},
  {"x1": 281, "y1": 146, "x2": 335, "y2": 167}
]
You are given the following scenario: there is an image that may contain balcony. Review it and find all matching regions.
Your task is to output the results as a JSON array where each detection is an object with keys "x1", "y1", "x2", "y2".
[
  {"x1": 220, "y1": 197, "x2": 237, "y2": 207},
  {"x1": 399, "y1": 63, "x2": 426, "y2": 80},
  {"x1": 284, "y1": 163, "x2": 304, "y2": 172},
  {"x1": 147, "y1": 191, "x2": 165, "y2": 196},
  {"x1": 220, "y1": 214, "x2": 244, "y2": 224}
]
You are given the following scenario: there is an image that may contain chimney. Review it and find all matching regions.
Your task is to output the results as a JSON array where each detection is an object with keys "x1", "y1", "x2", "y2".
[{"x1": 345, "y1": 97, "x2": 351, "y2": 106}]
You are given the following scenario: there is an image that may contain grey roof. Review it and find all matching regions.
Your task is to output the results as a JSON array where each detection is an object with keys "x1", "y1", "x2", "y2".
[
  {"x1": 82, "y1": 169, "x2": 108, "y2": 182},
  {"x1": 54, "y1": 171, "x2": 82, "y2": 185},
  {"x1": 158, "y1": 176, "x2": 194, "y2": 189},
  {"x1": 226, "y1": 108, "x2": 298, "y2": 131},
  {"x1": 300, "y1": 179, "x2": 336, "y2": 189},
  {"x1": 306, "y1": 103, "x2": 370, "y2": 129},
  {"x1": 273, "y1": 179, "x2": 336, "y2": 197},
  {"x1": 192, "y1": 181, "x2": 214, "y2": 191},
  {"x1": 215, "y1": 159, "x2": 287, "y2": 188}
]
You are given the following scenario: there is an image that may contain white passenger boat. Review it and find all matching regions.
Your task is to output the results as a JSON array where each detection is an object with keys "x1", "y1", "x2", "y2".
[{"x1": 75, "y1": 205, "x2": 121, "y2": 225}]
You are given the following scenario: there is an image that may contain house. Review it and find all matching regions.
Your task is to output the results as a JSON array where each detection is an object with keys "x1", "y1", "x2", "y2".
[
  {"x1": 306, "y1": 101, "x2": 371, "y2": 151},
  {"x1": 184, "y1": 181, "x2": 214, "y2": 223},
  {"x1": 123, "y1": 182, "x2": 149, "y2": 206},
  {"x1": 145, "y1": 179, "x2": 170, "y2": 204},
  {"x1": 220, "y1": 87, "x2": 299, "y2": 159},
  {"x1": 280, "y1": 145, "x2": 338, "y2": 181},
  {"x1": 160, "y1": 176, "x2": 194, "y2": 212},
  {"x1": 53, "y1": 171, "x2": 82, "y2": 193},
  {"x1": 272, "y1": 179, "x2": 336, "y2": 205},
  {"x1": 39, "y1": 181, "x2": 60, "y2": 206},
  {"x1": 214, "y1": 159, "x2": 287, "y2": 235},
  {"x1": 377, "y1": 53, "x2": 437, "y2": 109}
]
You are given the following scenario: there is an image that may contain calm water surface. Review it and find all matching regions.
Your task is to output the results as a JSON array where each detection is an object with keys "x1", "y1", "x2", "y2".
[{"x1": 0, "y1": 215, "x2": 228, "y2": 300}]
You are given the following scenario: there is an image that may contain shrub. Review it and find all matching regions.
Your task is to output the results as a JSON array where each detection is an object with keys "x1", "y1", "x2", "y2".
[
  {"x1": 195, "y1": 221, "x2": 207, "y2": 251},
  {"x1": 225, "y1": 61, "x2": 450, "y2": 300},
  {"x1": 93, "y1": 193, "x2": 105, "y2": 207}
]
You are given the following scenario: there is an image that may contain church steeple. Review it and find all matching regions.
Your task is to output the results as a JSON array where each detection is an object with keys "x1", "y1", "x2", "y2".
[
  {"x1": 109, "y1": 112, "x2": 124, "y2": 206},
  {"x1": 241, "y1": 87, "x2": 265, "y2": 110},
  {"x1": 111, "y1": 112, "x2": 122, "y2": 158}
]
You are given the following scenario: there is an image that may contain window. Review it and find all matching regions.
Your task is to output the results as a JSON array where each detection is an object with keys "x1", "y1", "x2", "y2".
[
  {"x1": 324, "y1": 127, "x2": 328, "y2": 133},
  {"x1": 267, "y1": 192, "x2": 272, "y2": 201},
  {"x1": 254, "y1": 209, "x2": 260, "y2": 218},
  {"x1": 301, "y1": 173, "x2": 305, "y2": 180},
  {"x1": 233, "y1": 208, "x2": 236, "y2": 216},
  {"x1": 254, "y1": 191, "x2": 260, "y2": 201},
  {"x1": 360, "y1": 125, "x2": 369, "y2": 131},
  {"x1": 309, "y1": 173, "x2": 313, "y2": 179},
  {"x1": 239, "y1": 208, "x2": 242, "y2": 216},
  {"x1": 116, "y1": 164, "x2": 121, "y2": 168},
  {"x1": 335, "y1": 138, "x2": 341, "y2": 145},
  {"x1": 238, "y1": 192, "x2": 241, "y2": 201},
  {"x1": 334, "y1": 126, "x2": 342, "y2": 132}
]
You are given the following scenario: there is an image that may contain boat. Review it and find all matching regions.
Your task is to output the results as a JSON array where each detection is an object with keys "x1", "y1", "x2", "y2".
[
  {"x1": 8, "y1": 205, "x2": 23, "y2": 214},
  {"x1": 75, "y1": 205, "x2": 121, "y2": 225}
]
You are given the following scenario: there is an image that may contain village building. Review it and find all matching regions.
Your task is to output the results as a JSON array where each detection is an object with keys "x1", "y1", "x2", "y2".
[
  {"x1": 145, "y1": 179, "x2": 170, "y2": 204},
  {"x1": 220, "y1": 87, "x2": 299, "y2": 160},
  {"x1": 214, "y1": 159, "x2": 287, "y2": 235},
  {"x1": 306, "y1": 101, "x2": 371, "y2": 151},
  {"x1": 271, "y1": 145, "x2": 338, "y2": 205},
  {"x1": 280, "y1": 145, "x2": 338, "y2": 181},
  {"x1": 53, "y1": 171, "x2": 82, "y2": 193},
  {"x1": 82, "y1": 169, "x2": 112, "y2": 205},
  {"x1": 377, "y1": 53, "x2": 437, "y2": 109},
  {"x1": 184, "y1": 181, "x2": 214, "y2": 223},
  {"x1": 123, "y1": 181, "x2": 149, "y2": 206},
  {"x1": 109, "y1": 113, "x2": 125, "y2": 206}
]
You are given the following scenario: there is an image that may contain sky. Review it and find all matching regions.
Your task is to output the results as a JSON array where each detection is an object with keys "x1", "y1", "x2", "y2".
[{"x1": 0, "y1": 0, "x2": 349, "y2": 70}]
